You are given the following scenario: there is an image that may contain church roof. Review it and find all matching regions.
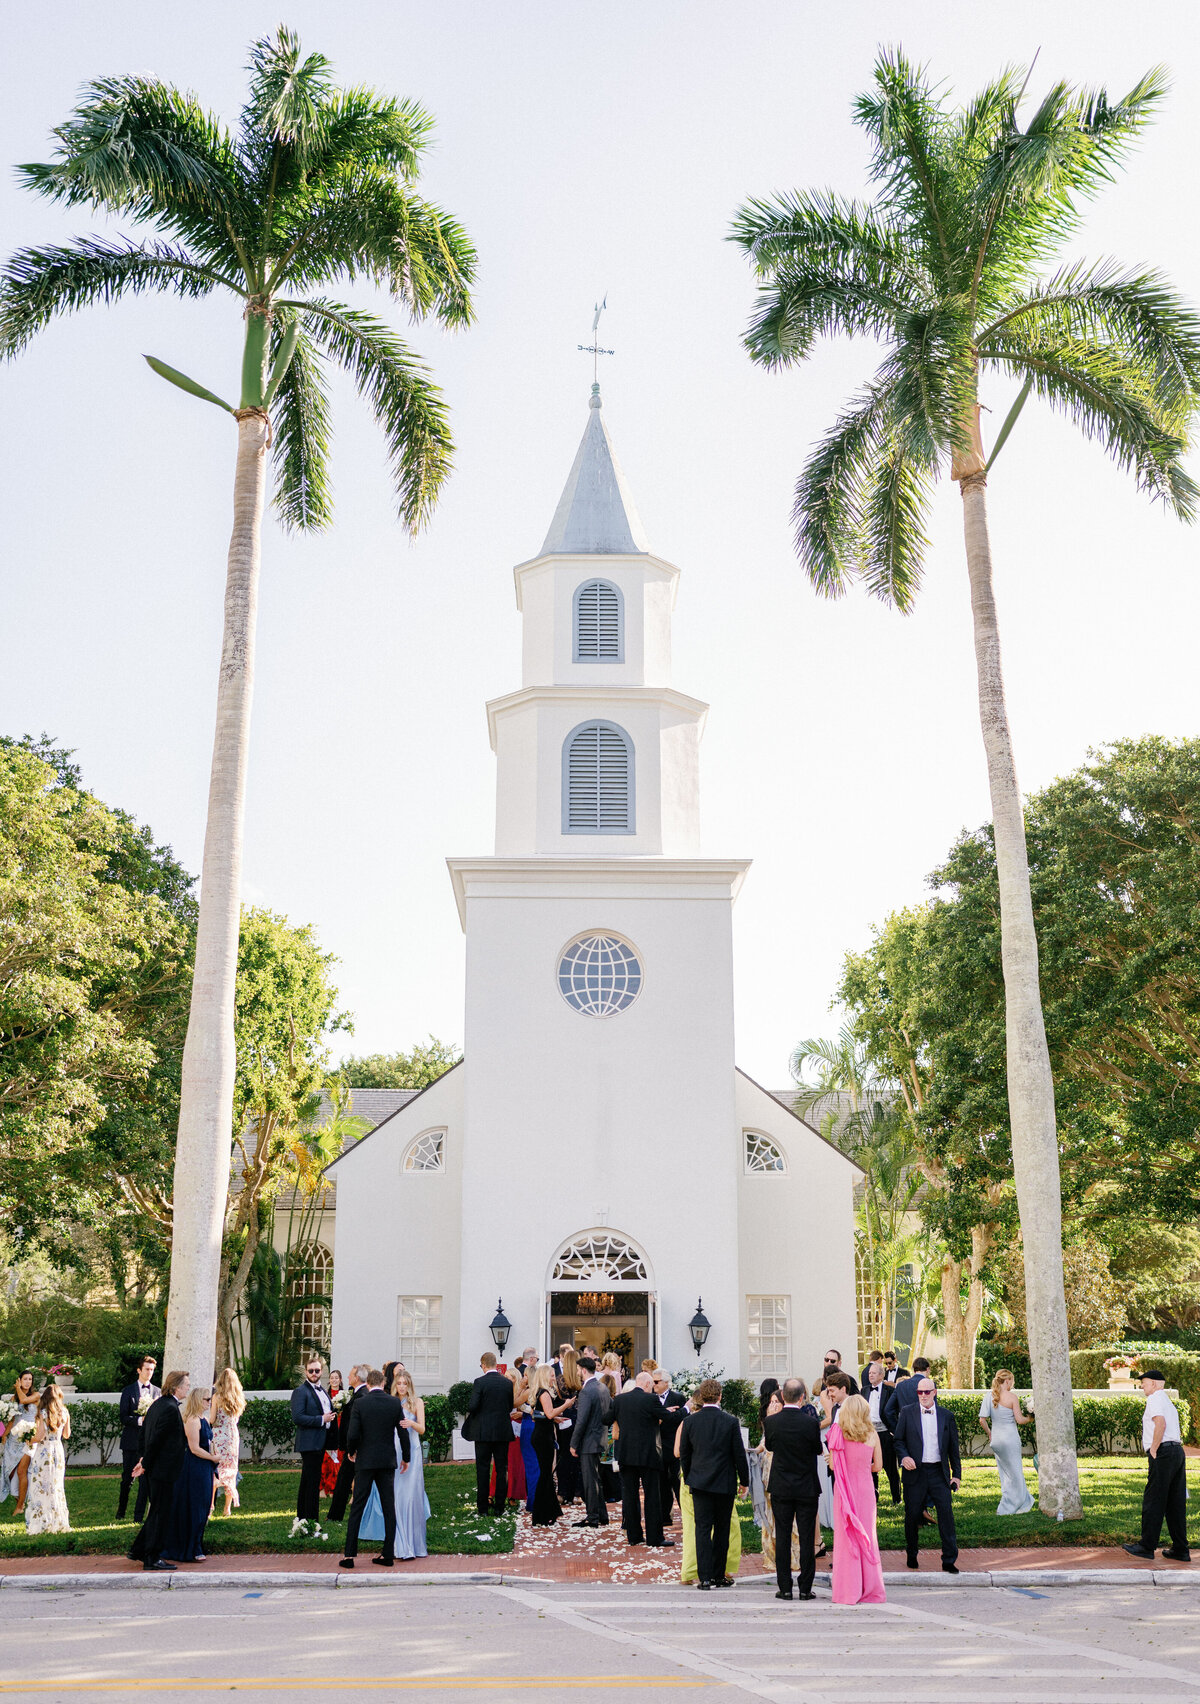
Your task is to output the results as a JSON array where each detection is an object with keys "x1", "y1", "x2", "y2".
[{"x1": 540, "y1": 385, "x2": 649, "y2": 555}]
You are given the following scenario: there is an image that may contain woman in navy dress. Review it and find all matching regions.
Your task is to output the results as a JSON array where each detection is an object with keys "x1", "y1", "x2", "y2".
[
  {"x1": 528, "y1": 1366, "x2": 568, "y2": 1526},
  {"x1": 164, "y1": 1387, "x2": 219, "y2": 1562}
]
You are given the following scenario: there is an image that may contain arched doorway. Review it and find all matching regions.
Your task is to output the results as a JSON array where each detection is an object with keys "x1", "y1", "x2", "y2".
[{"x1": 544, "y1": 1230, "x2": 657, "y2": 1378}]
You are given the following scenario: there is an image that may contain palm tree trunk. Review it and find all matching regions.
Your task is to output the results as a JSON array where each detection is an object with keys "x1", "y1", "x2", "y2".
[
  {"x1": 958, "y1": 467, "x2": 1082, "y2": 1518},
  {"x1": 163, "y1": 407, "x2": 269, "y2": 1382}
]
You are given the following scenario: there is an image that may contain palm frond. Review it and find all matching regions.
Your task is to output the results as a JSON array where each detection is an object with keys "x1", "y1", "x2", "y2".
[
  {"x1": 296, "y1": 298, "x2": 454, "y2": 532},
  {"x1": 854, "y1": 48, "x2": 961, "y2": 286},
  {"x1": 791, "y1": 384, "x2": 891, "y2": 595},
  {"x1": 243, "y1": 26, "x2": 335, "y2": 161},
  {"x1": 0, "y1": 237, "x2": 228, "y2": 358},
  {"x1": 860, "y1": 430, "x2": 936, "y2": 611},
  {"x1": 985, "y1": 331, "x2": 1199, "y2": 518},
  {"x1": 17, "y1": 76, "x2": 247, "y2": 269},
  {"x1": 303, "y1": 89, "x2": 434, "y2": 186},
  {"x1": 269, "y1": 317, "x2": 333, "y2": 532},
  {"x1": 980, "y1": 260, "x2": 1200, "y2": 420}
]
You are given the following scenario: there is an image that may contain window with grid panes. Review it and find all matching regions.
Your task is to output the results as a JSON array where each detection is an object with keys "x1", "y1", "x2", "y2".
[
  {"x1": 746, "y1": 1295, "x2": 790, "y2": 1376},
  {"x1": 397, "y1": 1295, "x2": 442, "y2": 1379}
]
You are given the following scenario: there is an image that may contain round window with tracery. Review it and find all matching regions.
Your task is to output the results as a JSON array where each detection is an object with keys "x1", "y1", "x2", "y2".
[{"x1": 557, "y1": 933, "x2": 643, "y2": 1017}]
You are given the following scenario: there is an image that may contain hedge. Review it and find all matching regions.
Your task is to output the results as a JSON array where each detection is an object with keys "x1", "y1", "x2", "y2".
[
  {"x1": 1069, "y1": 1349, "x2": 1200, "y2": 1444},
  {"x1": 241, "y1": 1397, "x2": 298, "y2": 1462},
  {"x1": 423, "y1": 1393, "x2": 454, "y2": 1462},
  {"x1": 64, "y1": 1401, "x2": 123, "y2": 1465},
  {"x1": 936, "y1": 1391, "x2": 1191, "y2": 1457},
  {"x1": 447, "y1": 1381, "x2": 474, "y2": 1422}
]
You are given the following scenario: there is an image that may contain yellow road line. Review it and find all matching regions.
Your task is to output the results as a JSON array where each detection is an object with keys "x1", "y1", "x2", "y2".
[{"x1": 9, "y1": 1681, "x2": 713, "y2": 1693}]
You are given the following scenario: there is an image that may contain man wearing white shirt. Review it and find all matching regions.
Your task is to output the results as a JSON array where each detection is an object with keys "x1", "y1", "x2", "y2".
[
  {"x1": 864, "y1": 1359, "x2": 900, "y2": 1504},
  {"x1": 893, "y1": 1378, "x2": 961, "y2": 1573},
  {"x1": 291, "y1": 1355, "x2": 335, "y2": 1521},
  {"x1": 1123, "y1": 1369, "x2": 1190, "y2": 1562}
]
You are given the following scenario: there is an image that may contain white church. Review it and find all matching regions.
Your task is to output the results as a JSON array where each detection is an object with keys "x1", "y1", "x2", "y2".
[{"x1": 327, "y1": 385, "x2": 859, "y2": 1388}]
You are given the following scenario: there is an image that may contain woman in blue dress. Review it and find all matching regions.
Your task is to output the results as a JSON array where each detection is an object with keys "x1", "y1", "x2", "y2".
[
  {"x1": 164, "y1": 1387, "x2": 219, "y2": 1561},
  {"x1": 979, "y1": 1370, "x2": 1034, "y2": 1514},
  {"x1": 358, "y1": 1368, "x2": 429, "y2": 1557}
]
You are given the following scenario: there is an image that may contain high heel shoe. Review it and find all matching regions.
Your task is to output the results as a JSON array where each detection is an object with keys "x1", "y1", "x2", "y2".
[{"x1": 814, "y1": 1542, "x2": 827, "y2": 1559}]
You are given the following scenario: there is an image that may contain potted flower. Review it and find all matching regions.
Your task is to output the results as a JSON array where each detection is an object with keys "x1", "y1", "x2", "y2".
[
  {"x1": 48, "y1": 1363, "x2": 79, "y2": 1393},
  {"x1": 1103, "y1": 1353, "x2": 1140, "y2": 1391}
]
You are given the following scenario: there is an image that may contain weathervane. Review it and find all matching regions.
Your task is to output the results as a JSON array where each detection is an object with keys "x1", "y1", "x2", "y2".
[{"x1": 578, "y1": 296, "x2": 614, "y2": 385}]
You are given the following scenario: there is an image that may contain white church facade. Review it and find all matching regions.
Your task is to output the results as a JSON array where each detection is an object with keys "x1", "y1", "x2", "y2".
[{"x1": 327, "y1": 386, "x2": 859, "y2": 1388}]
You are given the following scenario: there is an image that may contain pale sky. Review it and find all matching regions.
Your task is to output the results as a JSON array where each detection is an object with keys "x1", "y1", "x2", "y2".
[{"x1": 3, "y1": 2, "x2": 1198, "y2": 1085}]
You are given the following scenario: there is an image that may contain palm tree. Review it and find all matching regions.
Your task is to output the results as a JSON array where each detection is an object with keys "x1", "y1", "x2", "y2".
[
  {"x1": 1, "y1": 28, "x2": 476, "y2": 1379},
  {"x1": 732, "y1": 51, "x2": 1200, "y2": 1517}
]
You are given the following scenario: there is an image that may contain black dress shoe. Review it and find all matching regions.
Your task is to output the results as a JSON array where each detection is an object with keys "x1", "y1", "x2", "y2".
[
  {"x1": 1122, "y1": 1543, "x2": 1157, "y2": 1559},
  {"x1": 338, "y1": 1557, "x2": 355, "y2": 1569},
  {"x1": 797, "y1": 1590, "x2": 815, "y2": 1600},
  {"x1": 372, "y1": 1556, "x2": 394, "y2": 1567},
  {"x1": 647, "y1": 1539, "x2": 675, "y2": 1548},
  {"x1": 696, "y1": 1580, "x2": 711, "y2": 1591},
  {"x1": 774, "y1": 1589, "x2": 793, "y2": 1600},
  {"x1": 715, "y1": 1577, "x2": 734, "y2": 1588},
  {"x1": 627, "y1": 1539, "x2": 643, "y2": 1548},
  {"x1": 1161, "y1": 1548, "x2": 1192, "y2": 1562},
  {"x1": 942, "y1": 1563, "x2": 959, "y2": 1574},
  {"x1": 572, "y1": 1518, "x2": 598, "y2": 1527},
  {"x1": 143, "y1": 1560, "x2": 175, "y2": 1572},
  {"x1": 906, "y1": 1557, "x2": 918, "y2": 1569}
]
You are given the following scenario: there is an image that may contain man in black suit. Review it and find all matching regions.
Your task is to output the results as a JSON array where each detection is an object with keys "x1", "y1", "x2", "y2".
[
  {"x1": 882, "y1": 1356, "x2": 931, "y2": 1429},
  {"x1": 863, "y1": 1358, "x2": 901, "y2": 1504},
  {"x1": 465, "y1": 1352, "x2": 516, "y2": 1516},
  {"x1": 127, "y1": 1370, "x2": 189, "y2": 1571},
  {"x1": 762, "y1": 1377, "x2": 822, "y2": 1600},
  {"x1": 651, "y1": 1369, "x2": 688, "y2": 1524},
  {"x1": 612, "y1": 1373, "x2": 673, "y2": 1548},
  {"x1": 679, "y1": 1377, "x2": 749, "y2": 1589},
  {"x1": 291, "y1": 1354, "x2": 336, "y2": 1520},
  {"x1": 116, "y1": 1355, "x2": 159, "y2": 1521},
  {"x1": 338, "y1": 1368, "x2": 410, "y2": 1568},
  {"x1": 859, "y1": 1349, "x2": 886, "y2": 1392},
  {"x1": 883, "y1": 1350, "x2": 909, "y2": 1384},
  {"x1": 892, "y1": 1376, "x2": 962, "y2": 1573},
  {"x1": 821, "y1": 1350, "x2": 859, "y2": 1396},
  {"x1": 570, "y1": 1357, "x2": 612, "y2": 1526},
  {"x1": 327, "y1": 1364, "x2": 368, "y2": 1522}
]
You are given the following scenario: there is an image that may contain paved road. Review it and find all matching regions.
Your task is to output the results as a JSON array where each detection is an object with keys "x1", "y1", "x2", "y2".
[{"x1": 5, "y1": 1578, "x2": 1200, "y2": 1702}]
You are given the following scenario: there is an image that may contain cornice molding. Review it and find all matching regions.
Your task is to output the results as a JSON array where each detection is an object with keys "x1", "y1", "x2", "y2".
[
  {"x1": 445, "y1": 856, "x2": 752, "y2": 929},
  {"x1": 486, "y1": 684, "x2": 709, "y2": 750}
]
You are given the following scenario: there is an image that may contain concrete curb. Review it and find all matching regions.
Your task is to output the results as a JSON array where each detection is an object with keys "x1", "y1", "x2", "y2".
[{"x1": 0, "y1": 1566, "x2": 1193, "y2": 1592}]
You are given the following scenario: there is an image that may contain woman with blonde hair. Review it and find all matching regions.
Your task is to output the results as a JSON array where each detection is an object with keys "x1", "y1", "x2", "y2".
[
  {"x1": 211, "y1": 1368, "x2": 246, "y2": 1516},
  {"x1": 164, "y1": 1387, "x2": 219, "y2": 1562},
  {"x1": 826, "y1": 1394, "x2": 885, "y2": 1604},
  {"x1": 555, "y1": 1349, "x2": 582, "y2": 1505},
  {"x1": 24, "y1": 1384, "x2": 70, "y2": 1534},
  {"x1": 979, "y1": 1370, "x2": 1034, "y2": 1514},
  {"x1": 528, "y1": 1364, "x2": 569, "y2": 1526}
]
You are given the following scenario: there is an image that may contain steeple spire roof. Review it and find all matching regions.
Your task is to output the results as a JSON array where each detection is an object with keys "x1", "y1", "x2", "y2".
[{"x1": 540, "y1": 385, "x2": 649, "y2": 555}]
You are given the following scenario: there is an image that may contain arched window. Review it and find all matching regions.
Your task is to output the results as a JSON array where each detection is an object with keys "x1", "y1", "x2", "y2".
[
  {"x1": 563, "y1": 721, "x2": 634, "y2": 833},
  {"x1": 744, "y1": 1130, "x2": 787, "y2": 1174},
  {"x1": 573, "y1": 578, "x2": 624, "y2": 661},
  {"x1": 287, "y1": 1243, "x2": 333, "y2": 1354},
  {"x1": 551, "y1": 1232, "x2": 649, "y2": 1285},
  {"x1": 402, "y1": 1130, "x2": 445, "y2": 1172}
]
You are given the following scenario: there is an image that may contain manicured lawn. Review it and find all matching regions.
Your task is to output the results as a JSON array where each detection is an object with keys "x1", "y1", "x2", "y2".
[
  {"x1": 0, "y1": 1464, "x2": 515, "y2": 1560},
  {"x1": 868, "y1": 1455, "x2": 1200, "y2": 1550}
]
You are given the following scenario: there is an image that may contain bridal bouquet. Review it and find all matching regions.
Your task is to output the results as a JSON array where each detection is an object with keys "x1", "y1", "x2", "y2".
[
  {"x1": 10, "y1": 1418, "x2": 35, "y2": 1444},
  {"x1": 0, "y1": 1396, "x2": 17, "y2": 1437},
  {"x1": 288, "y1": 1517, "x2": 329, "y2": 1542},
  {"x1": 136, "y1": 1392, "x2": 152, "y2": 1418},
  {"x1": 331, "y1": 1390, "x2": 348, "y2": 1411}
]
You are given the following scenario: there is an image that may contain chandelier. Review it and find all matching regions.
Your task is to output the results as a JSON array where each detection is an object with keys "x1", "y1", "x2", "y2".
[{"x1": 578, "y1": 1291, "x2": 615, "y2": 1315}]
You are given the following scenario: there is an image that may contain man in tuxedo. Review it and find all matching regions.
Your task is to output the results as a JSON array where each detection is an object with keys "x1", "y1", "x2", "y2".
[
  {"x1": 612, "y1": 1373, "x2": 673, "y2": 1548},
  {"x1": 466, "y1": 1352, "x2": 516, "y2": 1516},
  {"x1": 679, "y1": 1378, "x2": 749, "y2": 1589},
  {"x1": 864, "y1": 1358, "x2": 901, "y2": 1504},
  {"x1": 762, "y1": 1377, "x2": 822, "y2": 1600},
  {"x1": 859, "y1": 1349, "x2": 885, "y2": 1391},
  {"x1": 882, "y1": 1356, "x2": 931, "y2": 1428},
  {"x1": 821, "y1": 1350, "x2": 859, "y2": 1396},
  {"x1": 883, "y1": 1350, "x2": 909, "y2": 1384},
  {"x1": 651, "y1": 1369, "x2": 688, "y2": 1523},
  {"x1": 893, "y1": 1377, "x2": 962, "y2": 1573},
  {"x1": 327, "y1": 1365, "x2": 368, "y2": 1522},
  {"x1": 570, "y1": 1356, "x2": 612, "y2": 1526},
  {"x1": 515, "y1": 1347, "x2": 539, "y2": 1376},
  {"x1": 127, "y1": 1370, "x2": 189, "y2": 1571},
  {"x1": 338, "y1": 1368, "x2": 410, "y2": 1568},
  {"x1": 291, "y1": 1355, "x2": 336, "y2": 1521},
  {"x1": 116, "y1": 1355, "x2": 159, "y2": 1521}
]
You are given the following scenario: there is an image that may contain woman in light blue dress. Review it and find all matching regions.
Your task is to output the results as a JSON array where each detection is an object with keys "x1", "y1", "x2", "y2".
[
  {"x1": 979, "y1": 1370, "x2": 1034, "y2": 1514},
  {"x1": 358, "y1": 1369, "x2": 429, "y2": 1557}
]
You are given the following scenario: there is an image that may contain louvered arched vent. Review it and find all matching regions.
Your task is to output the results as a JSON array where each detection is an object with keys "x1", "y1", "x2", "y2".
[
  {"x1": 573, "y1": 579, "x2": 623, "y2": 661},
  {"x1": 563, "y1": 721, "x2": 634, "y2": 833}
]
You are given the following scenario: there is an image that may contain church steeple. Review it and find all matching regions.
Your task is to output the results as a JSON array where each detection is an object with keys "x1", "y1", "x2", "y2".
[{"x1": 540, "y1": 386, "x2": 649, "y2": 555}]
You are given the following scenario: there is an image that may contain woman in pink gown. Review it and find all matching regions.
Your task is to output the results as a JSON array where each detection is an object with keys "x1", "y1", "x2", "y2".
[{"x1": 826, "y1": 1395, "x2": 886, "y2": 1604}]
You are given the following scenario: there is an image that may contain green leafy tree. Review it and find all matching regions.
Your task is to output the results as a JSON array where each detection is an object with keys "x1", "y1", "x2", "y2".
[
  {"x1": 340, "y1": 1036, "x2": 462, "y2": 1090},
  {"x1": 733, "y1": 50, "x2": 1200, "y2": 1516},
  {"x1": 1, "y1": 28, "x2": 476, "y2": 1378}
]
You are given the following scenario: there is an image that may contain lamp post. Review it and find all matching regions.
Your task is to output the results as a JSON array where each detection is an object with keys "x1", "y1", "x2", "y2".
[
  {"x1": 688, "y1": 1298, "x2": 711, "y2": 1357},
  {"x1": 489, "y1": 1298, "x2": 512, "y2": 1357}
]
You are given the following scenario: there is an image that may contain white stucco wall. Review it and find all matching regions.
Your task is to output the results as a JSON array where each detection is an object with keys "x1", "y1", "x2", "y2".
[
  {"x1": 734, "y1": 1073, "x2": 860, "y2": 1387},
  {"x1": 515, "y1": 552, "x2": 678, "y2": 688},
  {"x1": 327, "y1": 1066, "x2": 465, "y2": 1391}
]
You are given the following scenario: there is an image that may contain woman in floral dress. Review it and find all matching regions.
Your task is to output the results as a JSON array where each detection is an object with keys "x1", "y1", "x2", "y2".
[
  {"x1": 1, "y1": 1371, "x2": 40, "y2": 1514},
  {"x1": 25, "y1": 1385, "x2": 71, "y2": 1535},
  {"x1": 210, "y1": 1368, "x2": 246, "y2": 1516}
]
